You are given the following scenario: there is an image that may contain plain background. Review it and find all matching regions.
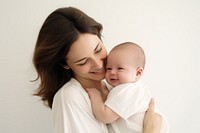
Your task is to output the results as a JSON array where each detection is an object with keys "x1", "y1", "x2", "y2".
[{"x1": 1, "y1": 0, "x2": 200, "y2": 133}]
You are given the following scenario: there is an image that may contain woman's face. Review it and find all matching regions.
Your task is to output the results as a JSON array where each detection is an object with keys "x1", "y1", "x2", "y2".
[{"x1": 66, "y1": 33, "x2": 107, "y2": 82}]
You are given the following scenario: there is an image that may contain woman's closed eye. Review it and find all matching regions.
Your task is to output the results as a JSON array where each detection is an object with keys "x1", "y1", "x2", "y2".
[
  {"x1": 76, "y1": 43, "x2": 102, "y2": 66},
  {"x1": 95, "y1": 47, "x2": 102, "y2": 53},
  {"x1": 77, "y1": 60, "x2": 88, "y2": 66}
]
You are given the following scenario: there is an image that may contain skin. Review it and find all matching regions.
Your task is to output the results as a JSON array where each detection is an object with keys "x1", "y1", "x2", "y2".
[
  {"x1": 64, "y1": 33, "x2": 161, "y2": 133},
  {"x1": 87, "y1": 44, "x2": 144, "y2": 123},
  {"x1": 143, "y1": 98, "x2": 162, "y2": 133},
  {"x1": 65, "y1": 33, "x2": 109, "y2": 101},
  {"x1": 105, "y1": 45, "x2": 143, "y2": 87}
]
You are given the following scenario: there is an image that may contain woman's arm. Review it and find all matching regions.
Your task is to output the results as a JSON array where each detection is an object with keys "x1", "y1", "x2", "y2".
[
  {"x1": 143, "y1": 98, "x2": 162, "y2": 133},
  {"x1": 87, "y1": 88, "x2": 119, "y2": 123}
]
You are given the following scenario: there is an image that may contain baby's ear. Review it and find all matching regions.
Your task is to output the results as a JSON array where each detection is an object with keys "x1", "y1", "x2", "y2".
[{"x1": 136, "y1": 67, "x2": 143, "y2": 78}]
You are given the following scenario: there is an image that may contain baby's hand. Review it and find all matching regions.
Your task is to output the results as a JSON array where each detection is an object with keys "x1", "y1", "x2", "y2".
[{"x1": 86, "y1": 88, "x2": 101, "y2": 99}]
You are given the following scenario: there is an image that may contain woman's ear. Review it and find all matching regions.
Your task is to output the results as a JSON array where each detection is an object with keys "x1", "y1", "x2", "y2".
[{"x1": 63, "y1": 65, "x2": 70, "y2": 70}]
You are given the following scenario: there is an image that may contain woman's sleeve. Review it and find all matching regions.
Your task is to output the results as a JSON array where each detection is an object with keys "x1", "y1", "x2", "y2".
[{"x1": 52, "y1": 85, "x2": 108, "y2": 133}]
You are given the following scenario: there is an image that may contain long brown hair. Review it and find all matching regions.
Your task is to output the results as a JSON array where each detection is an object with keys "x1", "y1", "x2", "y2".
[{"x1": 33, "y1": 7, "x2": 103, "y2": 108}]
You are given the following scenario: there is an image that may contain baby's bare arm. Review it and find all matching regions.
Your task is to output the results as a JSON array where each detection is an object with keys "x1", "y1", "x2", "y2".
[{"x1": 86, "y1": 88, "x2": 119, "y2": 123}]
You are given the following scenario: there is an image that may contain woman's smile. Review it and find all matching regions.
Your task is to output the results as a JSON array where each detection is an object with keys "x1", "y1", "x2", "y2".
[{"x1": 90, "y1": 68, "x2": 105, "y2": 75}]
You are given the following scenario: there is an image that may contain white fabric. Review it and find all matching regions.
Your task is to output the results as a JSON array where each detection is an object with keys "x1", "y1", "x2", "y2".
[
  {"x1": 105, "y1": 80, "x2": 169, "y2": 133},
  {"x1": 52, "y1": 78, "x2": 109, "y2": 133}
]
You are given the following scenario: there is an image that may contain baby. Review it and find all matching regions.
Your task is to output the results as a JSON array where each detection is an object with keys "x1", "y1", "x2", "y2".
[{"x1": 87, "y1": 42, "x2": 169, "y2": 133}]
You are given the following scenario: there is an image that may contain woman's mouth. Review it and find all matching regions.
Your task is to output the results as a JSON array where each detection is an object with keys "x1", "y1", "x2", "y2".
[{"x1": 91, "y1": 69, "x2": 104, "y2": 75}]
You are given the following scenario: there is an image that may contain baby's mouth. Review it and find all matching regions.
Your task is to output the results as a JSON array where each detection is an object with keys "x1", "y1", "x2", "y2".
[{"x1": 110, "y1": 78, "x2": 118, "y2": 81}]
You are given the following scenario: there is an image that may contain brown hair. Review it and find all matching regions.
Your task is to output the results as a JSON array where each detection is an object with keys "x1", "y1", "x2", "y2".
[{"x1": 33, "y1": 7, "x2": 103, "y2": 108}]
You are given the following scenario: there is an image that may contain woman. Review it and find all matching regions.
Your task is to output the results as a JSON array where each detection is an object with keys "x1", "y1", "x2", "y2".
[{"x1": 33, "y1": 7, "x2": 162, "y2": 133}]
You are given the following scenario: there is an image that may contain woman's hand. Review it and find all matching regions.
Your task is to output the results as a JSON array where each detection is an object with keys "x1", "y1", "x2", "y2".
[{"x1": 143, "y1": 98, "x2": 162, "y2": 133}]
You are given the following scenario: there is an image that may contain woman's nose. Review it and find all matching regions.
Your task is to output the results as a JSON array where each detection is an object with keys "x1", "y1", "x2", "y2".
[{"x1": 92, "y1": 57, "x2": 102, "y2": 69}]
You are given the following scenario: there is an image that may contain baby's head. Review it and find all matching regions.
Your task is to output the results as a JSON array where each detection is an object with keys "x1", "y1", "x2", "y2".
[{"x1": 105, "y1": 42, "x2": 146, "y2": 87}]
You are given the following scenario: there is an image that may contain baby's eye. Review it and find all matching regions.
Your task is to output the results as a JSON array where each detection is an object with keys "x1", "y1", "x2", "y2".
[
  {"x1": 106, "y1": 67, "x2": 112, "y2": 71},
  {"x1": 118, "y1": 67, "x2": 124, "y2": 70}
]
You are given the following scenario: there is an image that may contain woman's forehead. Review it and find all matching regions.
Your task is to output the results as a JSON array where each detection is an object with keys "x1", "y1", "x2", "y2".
[{"x1": 67, "y1": 34, "x2": 101, "y2": 60}]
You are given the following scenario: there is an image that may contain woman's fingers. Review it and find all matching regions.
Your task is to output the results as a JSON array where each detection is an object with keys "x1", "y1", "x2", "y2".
[
  {"x1": 143, "y1": 98, "x2": 162, "y2": 133},
  {"x1": 148, "y1": 98, "x2": 155, "y2": 113}
]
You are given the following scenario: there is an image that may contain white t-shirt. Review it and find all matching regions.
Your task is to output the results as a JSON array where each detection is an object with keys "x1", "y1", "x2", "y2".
[
  {"x1": 105, "y1": 80, "x2": 169, "y2": 133},
  {"x1": 52, "y1": 78, "x2": 109, "y2": 133},
  {"x1": 105, "y1": 80, "x2": 151, "y2": 133}
]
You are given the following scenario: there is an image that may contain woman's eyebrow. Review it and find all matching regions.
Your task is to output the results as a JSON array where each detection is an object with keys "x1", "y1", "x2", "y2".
[
  {"x1": 94, "y1": 42, "x2": 100, "y2": 51},
  {"x1": 73, "y1": 42, "x2": 101, "y2": 64},
  {"x1": 74, "y1": 57, "x2": 87, "y2": 63}
]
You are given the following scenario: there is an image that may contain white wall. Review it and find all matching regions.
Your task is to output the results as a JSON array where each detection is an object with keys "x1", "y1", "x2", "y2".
[{"x1": 1, "y1": 0, "x2": 200, "y2": 133}]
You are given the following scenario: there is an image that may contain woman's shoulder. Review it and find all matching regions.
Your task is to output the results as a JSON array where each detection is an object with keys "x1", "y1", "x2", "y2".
[
  {"x1": 63, "y1": 78, "x2": 84, "y2": 93},
  {"x1": 54, "y1": 78, "x2": 86, "y2": 102}
]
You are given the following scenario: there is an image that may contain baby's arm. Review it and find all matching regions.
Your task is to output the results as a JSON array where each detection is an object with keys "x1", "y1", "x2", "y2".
[{"x1": 86, "y1": 88, "x2": 119, "y2": 124}]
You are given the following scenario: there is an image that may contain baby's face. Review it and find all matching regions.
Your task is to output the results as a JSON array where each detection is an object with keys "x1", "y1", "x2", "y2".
[{"x1": 105, "y1": 49, "x2": 138, "y2": 87}]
